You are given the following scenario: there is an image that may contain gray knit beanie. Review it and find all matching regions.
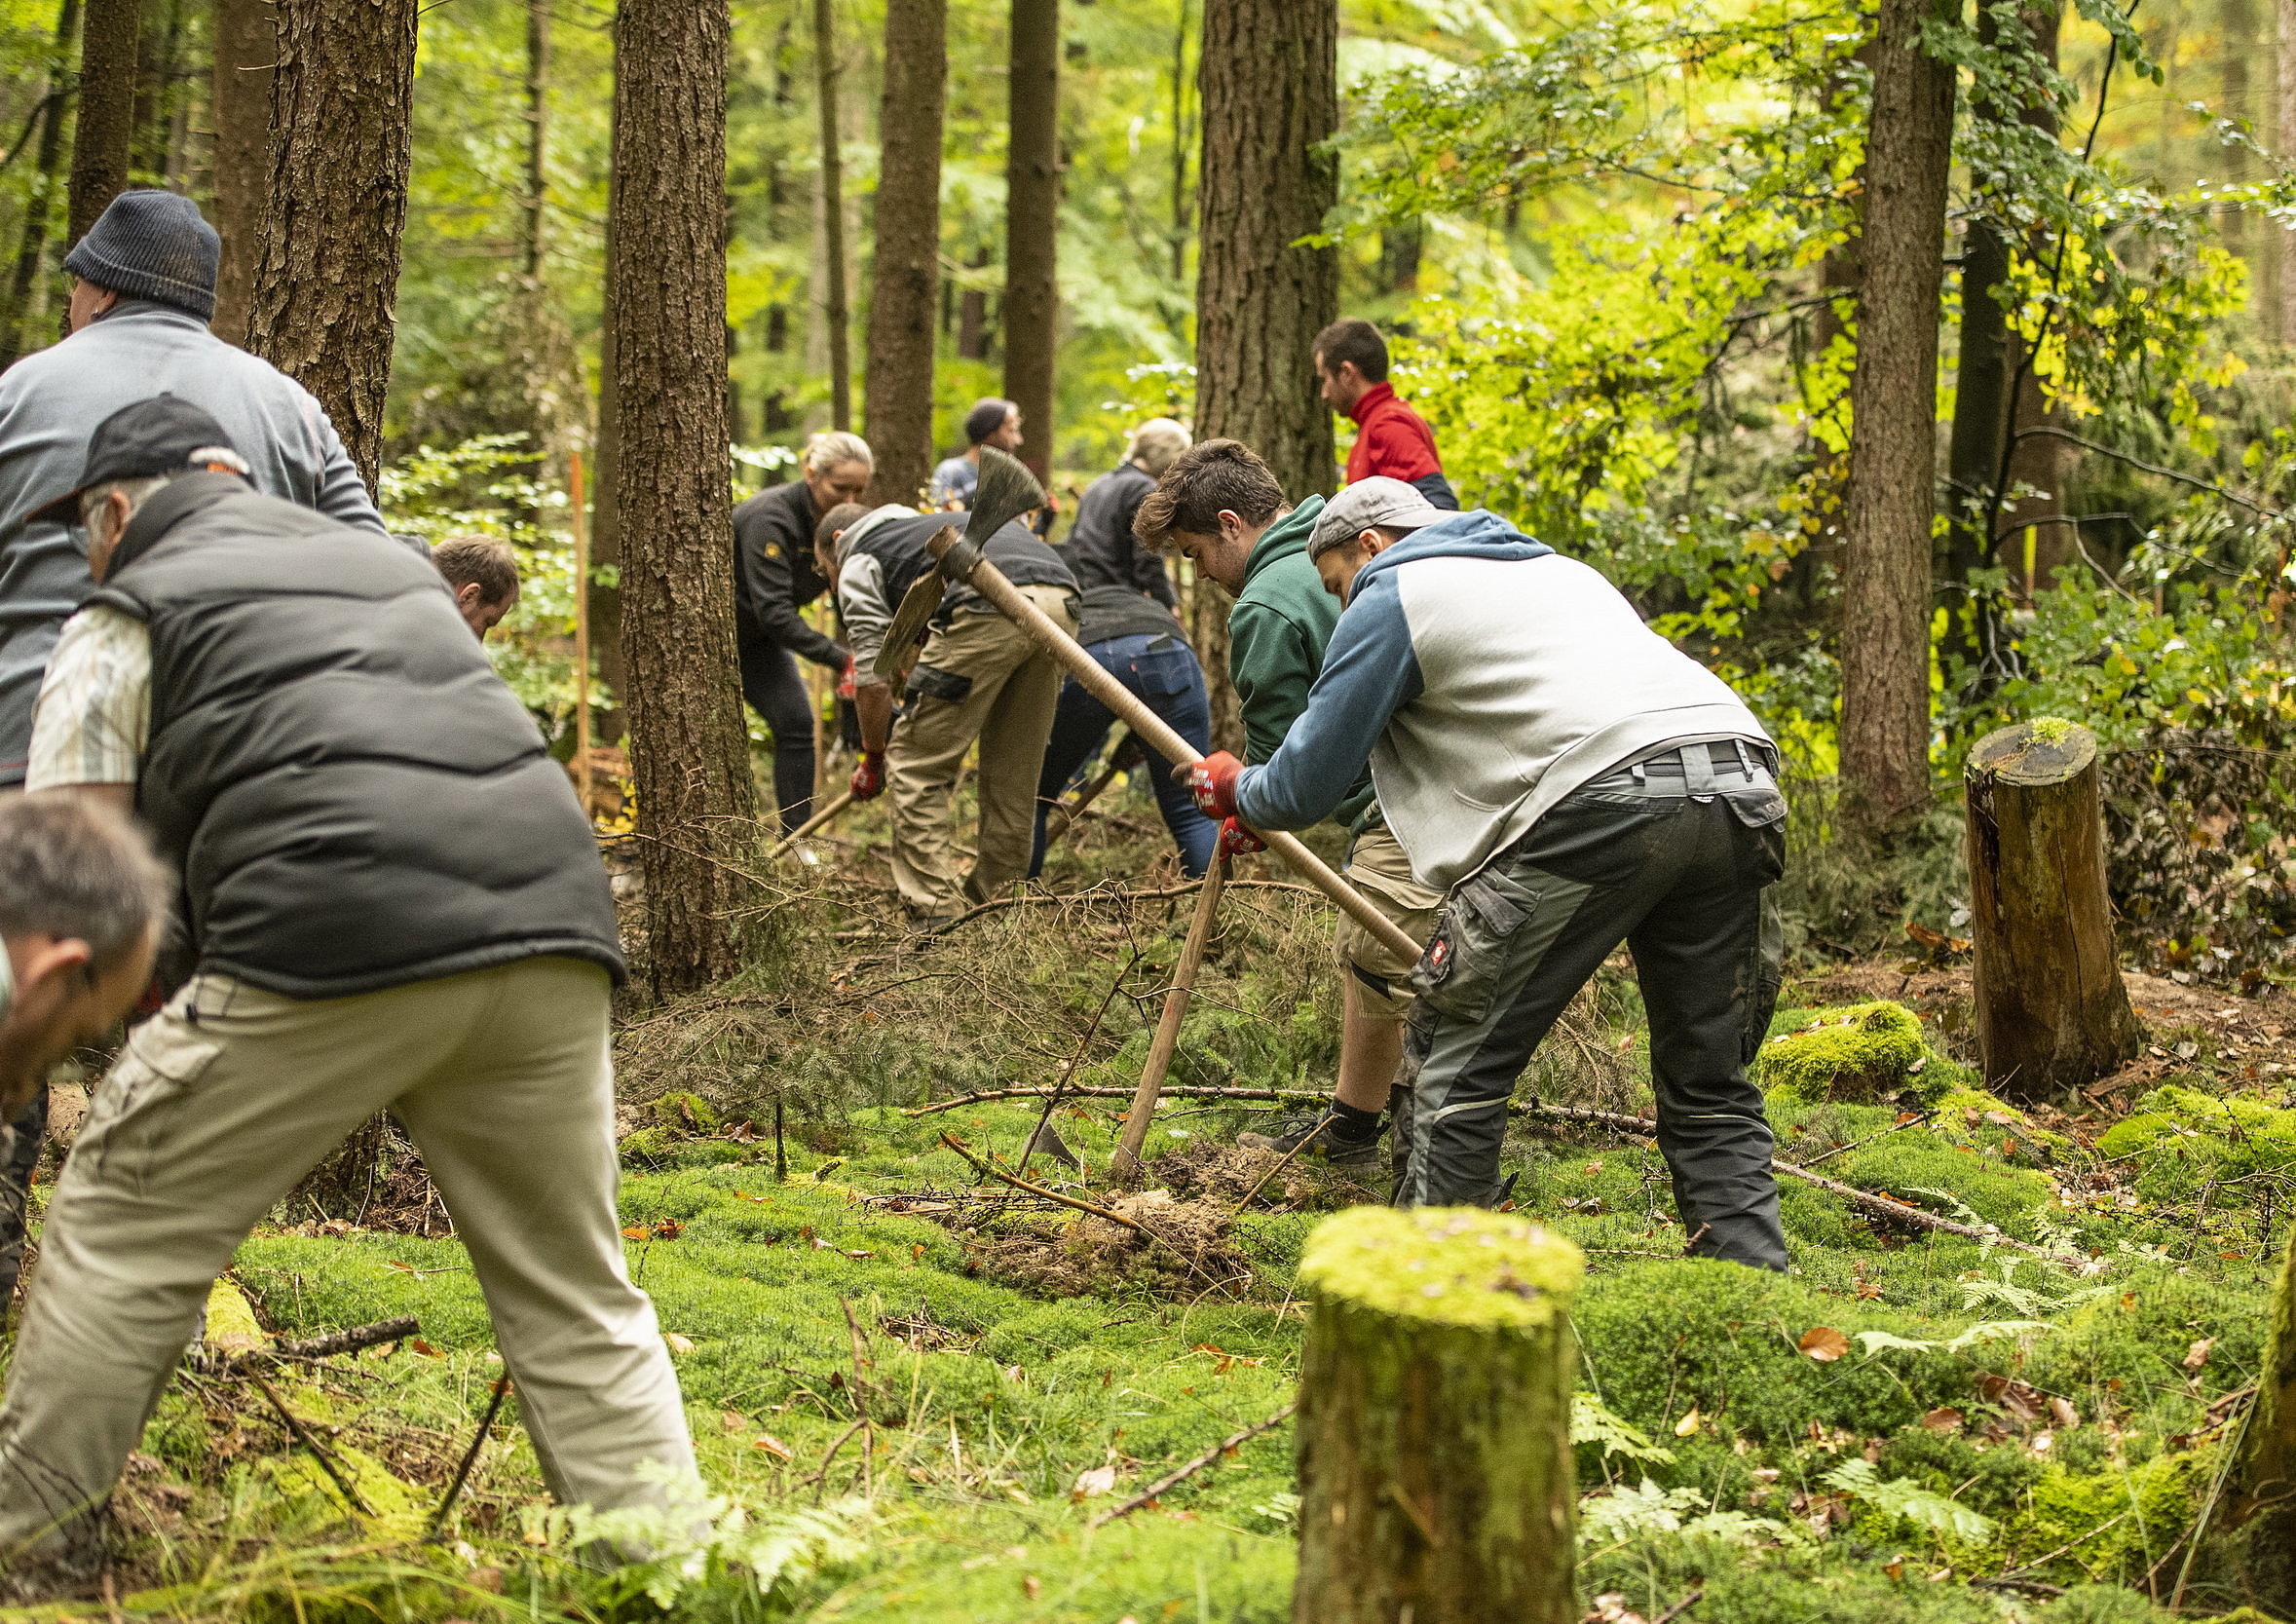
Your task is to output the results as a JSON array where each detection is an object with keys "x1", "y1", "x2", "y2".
[{"x1": 62, "y1": 190, "x2": 220, "y2": 321}]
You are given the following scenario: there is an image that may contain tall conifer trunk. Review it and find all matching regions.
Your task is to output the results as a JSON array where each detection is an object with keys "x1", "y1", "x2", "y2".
[
  {"x1": 1, "y1": 0, "x2": 81, "y2": 366},
  {"x1": 610, "y1": 0, "x2": 758, "y2": 996},
  {"x1": 246, "y1": 0, "x2": 419, "y2": 491},
  {"x1": 1002, "y1": 0, "x2": 1060, "y2": 480},
  {"x1": 67, "y1": 0, "x2": 140, "y2": 245},
  {"x1": 865, "y1": 0, "x2": 947, "y2": 506},
  {"x1": 1836, "y1": 0, "x2": 1957, "y2": 831},
  {"x1": 208, "y1": 0, "x2": 273, "y2": 346}
]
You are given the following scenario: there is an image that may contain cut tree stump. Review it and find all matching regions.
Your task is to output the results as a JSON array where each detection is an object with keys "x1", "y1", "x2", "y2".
[
  {"x1": 2234, "y1": 1220, "x2": 2296, "y2": 1608},
  {"x1": 1965, "y1": 719, "x2": 2142, "y2": 1098},
  {"x1": 1293, "y1": 1208, "x2": 1582, "y2": 1624}
]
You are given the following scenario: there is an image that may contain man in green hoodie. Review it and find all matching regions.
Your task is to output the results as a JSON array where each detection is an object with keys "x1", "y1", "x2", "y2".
[{"x1": 1132, "y1": 440, "x2": 1442, "y2": 1176}]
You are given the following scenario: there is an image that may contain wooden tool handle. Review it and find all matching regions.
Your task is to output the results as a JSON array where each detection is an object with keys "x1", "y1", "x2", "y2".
[
  {"x1": 767, "y1": 788, "x2": 856, "y2": 859},
  {"x1": 928, "y1": 534, "x2": 1425, "y2": 964},
  {"x1": 1110, "y1": 847, "x2": 1229, "y2": 1180}
]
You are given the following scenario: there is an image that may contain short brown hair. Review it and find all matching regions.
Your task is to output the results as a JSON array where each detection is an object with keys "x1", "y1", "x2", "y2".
[
  {"x1": 814, "y1": 502, "x2": 869, "y2": 558},
  {"x1": 430, "y1": 536, "x2": 519, "y2": 606},
  {"x1": 1132, "y1": 439, "x2": 1286, "y2": 552},
  {"x1": 1314, "y1": 318, "x2": 1389, "y2": 385}
]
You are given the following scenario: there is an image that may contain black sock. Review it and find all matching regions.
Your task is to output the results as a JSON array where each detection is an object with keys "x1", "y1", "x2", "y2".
[{"x1": 1329, "y1": 1101, "x2": 1382, "y2": 1143}]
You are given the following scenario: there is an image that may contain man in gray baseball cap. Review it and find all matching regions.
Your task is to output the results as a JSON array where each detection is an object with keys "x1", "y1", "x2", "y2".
[{"x1": 1306, "y1": 474, "x2": 1446, "y2": 564}]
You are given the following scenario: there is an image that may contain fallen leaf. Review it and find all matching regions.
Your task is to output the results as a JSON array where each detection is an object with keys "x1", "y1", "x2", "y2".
[
  {"x1": 1023, "y1": 1575, "x2": 1042, "y2": 1600},
  {"x1": 2049, "y1": 1396, "x2": 2079, "y2": 1429},
  {"x1": 752, "y1": 1434, "x2": 794, "y2": 1461},
  {"x1": 621, "y1": 1227, "x2": 648, "y2": 1240},
  {"x1": 1799, "y1": 1326, "x2": 1851, "y2": 1362},
  {"x1": 2184, "y1": 1337, "x2": 2215, "y2": 1374},
  {"x1": 409, "y1": 1338, "x2": 446, "y2": 1358},
  {"x1": 1884, "y1": 1555, "x2": 1906, "y2": 1580},
  {"x1": 1073, "y1": 1464, "x2": 1117, "y2": 1499},
  {"x1": 1674, "y1": 1406, "x2": 1702, "y2": 1437},
  {"x1": 662, "y1": 1333, "x2": 696, "y2": 1355},
  {"x1": 1920, "y1": 1407, "x2": 1964, "y2": 1432}
]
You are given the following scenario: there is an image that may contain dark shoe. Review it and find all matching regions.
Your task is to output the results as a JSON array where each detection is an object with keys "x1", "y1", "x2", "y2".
[{"x1": 1237, "y1": 1111, "x2": 1380, "y2": 1168}]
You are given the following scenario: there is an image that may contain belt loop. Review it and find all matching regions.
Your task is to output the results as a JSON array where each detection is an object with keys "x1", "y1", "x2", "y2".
[
  {"x1": 1733, "y1": 737, "x2": 1753, "y2": 778},
  {"x1": 1682, "y1": 740, "x2": 1719, "y2": 798}
]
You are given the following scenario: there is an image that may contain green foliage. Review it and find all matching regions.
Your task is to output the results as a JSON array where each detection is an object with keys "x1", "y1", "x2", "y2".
[
  {"x1": 2092, "y1": 1085, "x2": 2296, "y2": 1206},
  {"x1": 1758, "y1": 1002, "x2": 1934, "y2": 1105}
]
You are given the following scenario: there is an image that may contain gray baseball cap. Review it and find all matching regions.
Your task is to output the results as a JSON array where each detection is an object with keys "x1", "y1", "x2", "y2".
[{"x1": 1308, "y1": 476, "x2": 1443, "y2": 558}]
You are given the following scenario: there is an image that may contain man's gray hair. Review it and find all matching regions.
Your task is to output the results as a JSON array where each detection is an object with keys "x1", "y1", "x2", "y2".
[
  {"x1": 803, "y1": 430, "x2": 874, "y2": 475},
  {"x1": 77, "y1": 473, "x2": 173, "y2": 528},
  {"x1": 0, "y1": 794, "x2": 169, "y2": 971},
  {"x1": 1126, "y1": 418, "x2": 1191, "y2": 478}
]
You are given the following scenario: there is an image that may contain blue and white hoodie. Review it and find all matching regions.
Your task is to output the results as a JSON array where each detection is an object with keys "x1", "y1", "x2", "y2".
[{"x1": 1233, "y1": 510, "x2": 1773, "y2": 890}]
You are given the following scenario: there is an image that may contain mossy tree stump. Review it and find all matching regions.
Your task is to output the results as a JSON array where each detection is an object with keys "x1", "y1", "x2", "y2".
[
  {"x1": 1292, "y1": 1208, "x2": 1583, "y2": 1624},
  {"x1": 2235, "y1": 1221, "x2": 2296, "y2": 1607},
  {"x1": 1965, "y1": 719, "x2": 2141, "y2": 1098}
]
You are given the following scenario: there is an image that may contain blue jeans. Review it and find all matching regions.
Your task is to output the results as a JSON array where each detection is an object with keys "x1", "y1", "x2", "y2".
[{"x1": 1029, "y1": 634, "x2": 1217, "y2": 878}]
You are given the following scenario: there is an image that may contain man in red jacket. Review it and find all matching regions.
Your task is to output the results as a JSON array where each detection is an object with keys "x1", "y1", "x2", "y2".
[{"x1": 1314, "y1": 319, "x2": 1459, "y2": 510}]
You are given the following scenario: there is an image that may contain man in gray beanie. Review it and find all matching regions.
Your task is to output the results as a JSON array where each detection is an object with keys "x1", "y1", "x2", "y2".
[{"x1": 0, "y1": 189, "x2": 385, "y2": 1316}]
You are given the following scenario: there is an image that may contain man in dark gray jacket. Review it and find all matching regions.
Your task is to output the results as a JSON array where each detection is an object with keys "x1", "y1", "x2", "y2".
[
  {"x1": 0, "y1": 190, "x2": 383, "y2": 791},
  {"x1": 1066, "y1": 418, "x2": 1189, "y2": 608}
]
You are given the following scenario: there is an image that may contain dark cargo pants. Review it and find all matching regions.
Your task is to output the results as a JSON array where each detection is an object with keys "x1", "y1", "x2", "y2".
[{"x1": 1397, "y1": 741, "x2": 1789, "y2": 1270}]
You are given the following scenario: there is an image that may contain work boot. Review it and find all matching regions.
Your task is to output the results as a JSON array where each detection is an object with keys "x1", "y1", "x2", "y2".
[{"x1": 1236, "y1": 1110, "x2": 1381, "y2": 1168}]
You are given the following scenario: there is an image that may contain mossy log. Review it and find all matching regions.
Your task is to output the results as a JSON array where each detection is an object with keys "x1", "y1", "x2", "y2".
[
  {"x1": 1293, "y1": 1208, "x2": 1582, "y2": 1624},
  {"x1": 1965, "y1": 719, "x2": 2142, "y2": 1098},
  {"x1": 2234, "y1": 1220, "x2": 2296, "y2": 1607}
]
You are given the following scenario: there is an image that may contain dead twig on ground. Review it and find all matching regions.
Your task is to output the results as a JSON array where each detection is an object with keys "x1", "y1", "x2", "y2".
[
  {"x1": 922, "y1": 880, "x2": 1318, "y2": 936},
  {"x1": 1087, "y1": 1402, "x2": 1297, "y2": 1528},
  {"x1": 1799, "y1": 1112, "x2": 1937, "y2": 1169},
  {"x1": 1228, "y1": 1111, "x2": 1336, "y2": 1217},
  {"x1": 1020, "y1": 946, "x2": 1142, "y2": 1179},
  {"x1": 248, "y1": 1372, "x2": 371, "y2": 1516},
  {"x1": 1653, "y1": 1587, "x2": 1706, "y2": 1624},
  {"x1": 937, "y1": 1133, "x2": 1237, "y2": 1291},
  {"x1": 839, "y1": 1297, "x2": 877, "y2": 1500},
  {"x1": 186, "y1": 1315, "x2": 421, "y2": 1376},
  {"x1": 425, "y1": 1377, "x2": 511, "y2": 1541}
]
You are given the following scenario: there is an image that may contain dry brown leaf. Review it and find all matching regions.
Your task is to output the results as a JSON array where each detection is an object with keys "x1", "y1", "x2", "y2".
[
  {"x1": 1674, "y1": 1406, "x2": 1702, "y2": 1437},
  {"x1": 1073, "y1": 1464, "x2": 1117, "y2": 1499},
  {"x1": 662, "y1": 1332, "x2": 696, "y2": 1355},
  {"x1": 1799, "y1": 1326, "x2": 1851, "y2": 1362},
  {"x1": 2049, "y1": 1396, "x2": 2079, "y2": 1429},
  {"x1": 752, "y1": 1434, "x2": 794, "y2": 1461},
  {"x1": 2184, "y1": 1337, "x2": 2216, "y2": 1374},
  {"x1": 1920, "y1": 1407, "x2": 1964, "y2": 1432}
]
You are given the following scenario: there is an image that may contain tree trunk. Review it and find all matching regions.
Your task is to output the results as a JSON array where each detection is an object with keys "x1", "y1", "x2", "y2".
[
  {"x1": 1002, "y1": 0, "x2": 1060, "y2": 480},
  {"x1": 956, "y1": 245, "x2": 989, "y2": 359},
  {"x1": 864, "y1": 0, "x2": 946, "y2": 507},
  {"x1": 591, "y1": 69, "x2": 625, "y2": 746},
  {"x1": 67, "y1": 0, "x2": 140, "y2": 246},
  {"x1": 1, "y1": 0, "x2": 81, "y2": 368},
  {"x1": 1293, "y1": 1207, "x2": 1582, "y2": 1624},
  {"x1": 1192, "y1": 0, "x2": 1337, "y2": 504},
  {"x1": 611, "y1": 0, "x2": 757, "y2": 997},
  {"x1": 1835, "y1": 0, "x2": 1956, "y2": 833},
  {"x1": 246, "y1": 0, "x2": 419, "y2": 493},
  {"x1": 1964, "y1": 721, "x2": 2142, "y2": 1098},
  {"x1": 522, "y1": 0, "x2": 549, "y2": 281},
  {"x1": 131, "y1": 0, "x2": 186, "y2": 181},
  {"x1": 813, "y1": 0, "x2": 851, "y2": 431},
  {"x1": 1169, "y1": 0, "x2": 1189, "y2": 286},
  {"x1": 2235, "y1": 1221, "x2": 2296, "y2": 1609},
  {"x1": 2278, "y1": 0, "x2": 2296, "y2": 343},
  {"x1": 208, "y1": 0, "x2": 272, "y2": 347}
]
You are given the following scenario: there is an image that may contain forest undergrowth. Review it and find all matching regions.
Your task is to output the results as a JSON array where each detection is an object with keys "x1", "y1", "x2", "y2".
[{"x1": 9, "y1": 769, "x2": 2296, "y2": 1624}]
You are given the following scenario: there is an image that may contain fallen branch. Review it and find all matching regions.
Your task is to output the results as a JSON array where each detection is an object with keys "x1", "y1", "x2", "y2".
[
  {"x1": 188, "y1": 1315, "x2": 421, "y2": 1375},
  {"x1": 248, "y1": 1373, "x2": 370, "y2": 1516},
  {"x1": 1087, "y1": 1401, "x2": 1298, "y2": 1528},
  {"x1": 425, "y1": 1378, "x2": 512, "y2": 1541},
  {"x1": 922, "y1": 880, "x2": 1318, "y2": 935},
  {"x1": 936, "y1": 1132, "x2": 1239, "y2": 1291},
  {"x1": 1653, "y1": 1587, "x2": 1707, "y2": 1624}
]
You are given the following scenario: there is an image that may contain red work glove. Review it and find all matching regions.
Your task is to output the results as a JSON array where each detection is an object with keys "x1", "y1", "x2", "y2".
[
  {"x1": 849, "y1": 748, "x2": 886, "y2": 802},
  {"x1": 1177, "y1": 750, "x2": 1244, "y2": 818},
  {"x1": 1216, "y1": 816, "x2": 1265, "y2": 859},
  {"x1": 836, "y1": 652, "x2": 857, "y2": 700}
]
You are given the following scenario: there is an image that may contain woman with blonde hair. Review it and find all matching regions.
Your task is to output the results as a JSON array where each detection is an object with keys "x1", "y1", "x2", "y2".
[{"x1": 1067, "y1": 417, "x2": 1190, "y2": 605}]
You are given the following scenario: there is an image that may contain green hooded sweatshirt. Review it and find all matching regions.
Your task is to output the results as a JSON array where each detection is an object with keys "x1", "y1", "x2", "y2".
[{"x1": 1226, "y1": 494, "x2": 1375, "y2": 832}]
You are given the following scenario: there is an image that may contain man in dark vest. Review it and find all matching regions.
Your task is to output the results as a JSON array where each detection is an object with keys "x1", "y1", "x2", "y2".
[
  {"x1": 813, "y1": 501, "x2": 1078, "y2": 918},
  {"x1": 0, "y1": 399, "x2": 695, "y2": 1585}
]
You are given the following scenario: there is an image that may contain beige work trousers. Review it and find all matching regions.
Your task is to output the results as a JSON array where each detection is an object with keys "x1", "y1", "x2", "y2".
[
  {"x1": 1334, "y1": 819, "x2": 1446, "y2": 1023},
  {"x1": 887, "y1": 588, "x2": 1078, "y2": 915},
  {"x1": 0, "y1": 957, "x2": 695, "y2": 1563}
]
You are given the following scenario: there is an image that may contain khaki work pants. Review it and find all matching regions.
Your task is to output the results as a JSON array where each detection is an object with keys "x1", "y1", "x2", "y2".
[
  {"x1": 0, "y1": 957, "x2": 696, "y2": 1562},
  {"x1": 887, "y1": 588, "x2": 1077, "y2": 915},
  {"x1": 1334, "y1": 818, "x2": 1446, "y2": 1024}
]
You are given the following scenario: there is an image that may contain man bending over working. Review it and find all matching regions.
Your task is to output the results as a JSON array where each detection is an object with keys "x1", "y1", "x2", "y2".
[{"x1": 1181, "y1": 502, "x2": 1791, "y2": 1270}]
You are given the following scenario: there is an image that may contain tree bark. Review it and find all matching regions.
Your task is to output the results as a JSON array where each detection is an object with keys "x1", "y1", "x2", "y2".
[
  {"x1": 1, "y1": 0, "x2": 81, "y2": 368},
  {"x1": 1835, "y1": 0, "x2": 1956, "y2": 832},
  {"x1": 1293, "y1": 1208, "x2": 1582, "y2": 1624},
  {"x1": 522, "y1": 0, "x2": 549, "y2": 281},
  {"x1": 864, "y1": 0, "x2": 947, "y2": 507},
  {"x1": 246, "y1": 0, "x2": 418, "y2": 493},
  {"x1": 2279, "y1": 0, "x2": 2296, "y2": 343},
  {"x1": 813, "y1": 0, "x2": 851, "y2": 431},
  {"x1": 208, "y1": 0, "x2": 273, "y2": 347},
  {"x1": 1192, "y1": 0, "x2": 1337, "y2": 504},
  {"x1": 591, "y1": 68, "x2": 625, "y2": 745},
  {"x1": 67, "y1": 0, "x2": 140, "y2": 246},
  {"x1": 1002, "y1": 0, "x2": 1060, "y2": 479},
  {"x1": 2236, "y1": 1221, "x2": 2296, "y2": 1610},
  {"x1": 1964, "y1": 721, "x2": 2142, "y2": 1098},
  {"x1": 611, "y1": 0, "x2": 757, "y2": 997}
]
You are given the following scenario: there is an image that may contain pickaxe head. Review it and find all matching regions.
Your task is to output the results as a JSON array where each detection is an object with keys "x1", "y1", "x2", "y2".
[{"x1": 965, "y1": 445, "x2": 1048, "y2": 546}]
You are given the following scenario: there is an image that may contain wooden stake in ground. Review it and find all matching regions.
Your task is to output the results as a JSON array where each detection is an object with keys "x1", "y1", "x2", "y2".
[
  {"x1": 921, "y1": 462, "x2": 1420, "y2": 966},
  {"x1": 767, "y1": 788, "x2": 855, "y2": 860},
  {"x1": 1292, "y1": 1207, "x2": 1582, "y2": 1624},
  {"x1": 1965, "y1": 719, "x2": 2141, "y2": 1098},
  {"x1": 1110, "y1": 847, "x2": 1228, "y2": 1180},
  {"x1": 569, "y1": 449, "x2": 593, "y2": 818},
  {"x1": 2234, "y1": 1213, "x2": 2296, "y2": 1607}
]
